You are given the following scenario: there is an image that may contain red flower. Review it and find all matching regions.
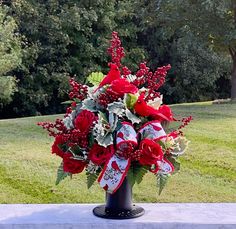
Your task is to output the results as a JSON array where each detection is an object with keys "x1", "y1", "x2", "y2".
[
  {"x1": 51, "y1": 135, "x2": 65, "y2": 158},
  {"x1": 154, "y1": 105, "x2": 174, "y2": 122},
  {"x1": 63, "y1": 153, "x2": 86, "y2": 174},
  {"x1": 74, "y1": 110, "x2": 96, "y2": 134},
  {"x1": 88, "y1": 144, "x2": 114, "y2": 165},
  {"x1": 110, "y1": 78, "x2": 138, "y2": 96},
  {"x1": 139, "y1": 139, "x2": 163, "y2": 166}
]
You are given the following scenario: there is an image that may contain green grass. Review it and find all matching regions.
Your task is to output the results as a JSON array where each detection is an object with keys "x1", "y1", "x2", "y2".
[{"x1": 0, "y1": 102, "x2": 235, "y2": 203}]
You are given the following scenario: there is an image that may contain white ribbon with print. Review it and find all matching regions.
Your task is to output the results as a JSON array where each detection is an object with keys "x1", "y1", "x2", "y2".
[
  {"x1": 138, "y1": 120, "x2": 166, "y2": 141},
  {"x1": 98, "y1": 154, "x2": 131, "y2": 194},
  {"x1": 116, "y1": 122, "x2": 138, "y2": 153},
  {"x1": 98, "y1": 122, "x2": 137, "y2": 194}
]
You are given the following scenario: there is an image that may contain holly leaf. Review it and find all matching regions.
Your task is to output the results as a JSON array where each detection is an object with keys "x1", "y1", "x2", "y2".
[
  {"x1": 125, "y1": 109, "x2": 141, "y2": 124},
  {"x1": 86, "y1": 171, "x2": 99, "y2": 189},
  {"x1": 108, "y1": 101, "x2": 125, "y2": 117},
  {"x1": 96, "y1": 133, "x2": 113, "y2": 147},
  {"x1": 81, "y1": 98, "x2": 97, "y2": 111},
  {"x1": 156, "y1": 173, "x2": 170, "y2": 195},
  {"x1": 87, "y1": 72, "x2": 104, "y2": 86},
  {"x1": 109, "y1": 113, "x2": 118, "y2": 132},
  {"x1": 55, "y1": 162, "x2": 71, "y2": 185}
]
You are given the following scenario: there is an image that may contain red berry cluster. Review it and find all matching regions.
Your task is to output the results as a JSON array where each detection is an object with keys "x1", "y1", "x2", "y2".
[
  {"x1": 133, "y1": 62, "x2": 151, "y2": 87},
  {"x1": 69, "y1": 78, "x2": 88, "y2": 101},
  {"x1": 107, "y1": 31, "x2": 125, "y2": 68},
  {"x1": 147, "y1": 64, "x2": 171, "y2": 91},
  {"x1": 145, "y1": 91, "x2": 161, "y2": 102},
  {"x1": 68, "y1": 129, "x2": 89, "y2": 148},
  {"x1": 178, "y1": 116, "x2": 193, "y2": 135},
  {"x1": 97, "y1": 87, "x2": 121, "y2": 108},
  {"x1": 37, "y1": 118, "x2": 68, "y2": 137},
  {"x1": 116, "y1": 142, "x2": 141, "y2": 161},
  {"x1": 122, "y1": 66, "x2": 131, "y2": 78}
]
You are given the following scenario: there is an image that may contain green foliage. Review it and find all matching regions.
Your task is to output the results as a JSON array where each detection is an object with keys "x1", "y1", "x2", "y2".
[
  {"x1": 166, "y1": 156, "x2": 181, "y2": 174},
  {"x1": 55, "y1": 162, "x2": 71, "y2": 185},
  {"x1": 156, "y1": 173, "x2": 170, "y2": 195},
  {"x1": 86, "y1": 172, "x2": 99, "y2": 189},
  {"x1": 1, "y1": 0, "x2": 234, "y2": 117},
  {"x1": 0, "y1": 5, "x2": 21, "y2": 107},
  {"x1": 0, "y1": 77, "x2": 18, "y2": 106},
  {"x1": 127, "y1": 163, "x2": 149, "y2": 187},
  {"x1": 87, "y1": 72, "x2": 104, "y2": 86}
]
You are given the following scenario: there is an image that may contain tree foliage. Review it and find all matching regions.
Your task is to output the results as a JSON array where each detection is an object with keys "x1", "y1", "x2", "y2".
[
  {"x1": 0, "y1": 0, "x2": 233, "y2": 117},
  {"x1": 0, "y1": 5, "x2": 21, "y2": 107}
]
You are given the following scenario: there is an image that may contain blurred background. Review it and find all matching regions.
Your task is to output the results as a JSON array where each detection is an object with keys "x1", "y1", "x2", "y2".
[{"x1": 0, "y1": 0, "x2": 235, "y2": 119}]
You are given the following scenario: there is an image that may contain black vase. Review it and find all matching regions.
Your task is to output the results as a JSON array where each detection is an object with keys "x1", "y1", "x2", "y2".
[{"x1": 93, "y1": 177, "x2": 145, "y2": 219}]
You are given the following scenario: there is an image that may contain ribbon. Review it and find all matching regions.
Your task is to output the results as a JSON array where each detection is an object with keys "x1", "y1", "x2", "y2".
[
  {"x1": 139, "y1": 120, "x2": 174, "y2": 175},
  {"x1": 98, "y1": 122, "x2": 137, "y2": 194},
  {"x1": 98, "y1": 121, "x2": 174, "y2": 193},
  {"x1": 138, "y1": 120, "x2": 166, "y2": 141}
]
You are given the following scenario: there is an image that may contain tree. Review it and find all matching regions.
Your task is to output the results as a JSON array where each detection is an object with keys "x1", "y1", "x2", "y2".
[
  {"x1": 1, "y1": 0, "x2": 146, "y2": 118},
  {"x1": 157, "y1": 0, "x2": 236, "y2": 100},
  {"x1": 0, "y1": 5, "x2": 21, "y2": 107}
]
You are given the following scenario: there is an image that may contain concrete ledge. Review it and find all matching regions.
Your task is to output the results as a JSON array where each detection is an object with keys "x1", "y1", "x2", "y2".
[{"x1": 0, "y1": 203, "x2": 235, "y2": 229}]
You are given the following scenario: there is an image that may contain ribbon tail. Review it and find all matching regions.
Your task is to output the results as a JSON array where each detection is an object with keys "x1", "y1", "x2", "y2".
[{"x1": 98, "y1": 154, "x2": 131, "y2": 194}]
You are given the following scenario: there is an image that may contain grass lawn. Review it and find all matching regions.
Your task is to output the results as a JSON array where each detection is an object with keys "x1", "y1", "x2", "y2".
[{"x1": 0, "y1": 102, "x2": 235, "y2": 203}]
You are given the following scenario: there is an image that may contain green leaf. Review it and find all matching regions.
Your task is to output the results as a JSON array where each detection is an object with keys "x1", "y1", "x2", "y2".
[
  {"x1": 99, "y1": 111, "x2": 108, "y2": 123},
  {"x1": 135, "y1": 165, "x2": 149, "y2": 184},
  {"x1": 127, "y1": 163, "x2": 149, "y2": 187},
  {"x1": 96, "y1": 133, "x2": 113, "y2": 147},
  {"x1": 55, "y1": 162, "x2": 71, "y2": 185},
  {"x1": 87, "y1": 72, "x2": 104, "y2": 86},
  {"x1": 69, "y1": 145, "x2": 83, "y2": 156},
  {"x1": 124, "y1": 93, "x2": 138, "y2": 109},
  {"x1": 61, "y1": 100, "x2": 74, "y2": 105},
  {"x1": 88, "y1": 133, "x2": 95, "y2": 148},
  {"x1": 86, "y1": 171, "x2": 99, "y2": 189},
  {"x1": 127, "y1": 168, "x2": 135, "y2": 188},
  {"x1": 165, "y1": 156, "x2": 180, "y2": 174},
  {"x1": 125, "y1": 109, "x2": 141, "y2": 124},
  {"x1": 107, "y1": 101, "x2": 125, "y2": 116},
  {"x1": 156, "y1": 173, "x2": 170, "y2": 195},
  {"x1": 109, "y1": 113, "x2": 118, "y2": 131},
  {"x1": 81, "y1": 98, "x2": 97, "y2": 112}
]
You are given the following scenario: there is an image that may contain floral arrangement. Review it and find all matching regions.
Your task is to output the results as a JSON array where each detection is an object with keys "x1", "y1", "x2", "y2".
[{"x1": 38, "y1": 32, "x2": 192, "y2": 194}]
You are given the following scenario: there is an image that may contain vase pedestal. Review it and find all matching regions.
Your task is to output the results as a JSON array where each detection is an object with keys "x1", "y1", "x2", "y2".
[{"x1": 93, "y1": 177, "x2": 145, "y2": 219}]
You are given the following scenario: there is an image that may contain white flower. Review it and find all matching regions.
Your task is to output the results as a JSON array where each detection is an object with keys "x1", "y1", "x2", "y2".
[{"x1": 147, "y1": 94, "x2": 163, "y2": 109}]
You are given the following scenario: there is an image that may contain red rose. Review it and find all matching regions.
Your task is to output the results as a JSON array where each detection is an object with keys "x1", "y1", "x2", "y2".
[
  {"x1": 139, "y1": 139, "x2": 163, "y2": 166},
  {"x1": 74, "y1": 110, "x2": 96, "y2": 133},
  {"x1": 63, "y1": 153, "x2": 86, "y2": 174},
  {"x1": 155, "y1": 105, "x2": 174, "y2": 122},
  {"x1": 51, "y1": 135, "x2": 65, "y2": 158},
  {"x1": 88, "y1": 144, "x2": 114, "y2": 165},
  {"x1": 110, "y1": 78, "x2": 138, "y2": 96}
]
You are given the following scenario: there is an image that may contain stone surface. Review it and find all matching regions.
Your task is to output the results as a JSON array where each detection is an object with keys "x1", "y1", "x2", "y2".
[{"x1": 0, "y1": 203, "x2": 235, "y2": 229}]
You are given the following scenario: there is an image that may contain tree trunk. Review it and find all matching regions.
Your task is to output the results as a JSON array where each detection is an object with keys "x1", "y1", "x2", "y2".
[{"x1": 231, "y1": 57, "x2": 236, "y2": 100}]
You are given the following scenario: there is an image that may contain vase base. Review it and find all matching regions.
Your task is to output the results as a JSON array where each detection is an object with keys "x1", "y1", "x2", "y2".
[{"x1": 93, "y1": 204, "x2": 145, "y2": 219}]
